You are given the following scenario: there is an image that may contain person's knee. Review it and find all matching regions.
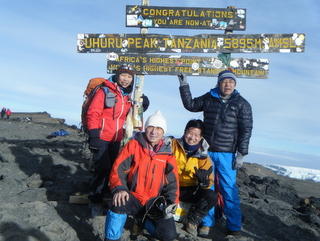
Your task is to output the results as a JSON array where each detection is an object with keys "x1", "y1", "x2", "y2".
[{"x1": 110, "y1": 204, "x2": 128, "y2": 214}]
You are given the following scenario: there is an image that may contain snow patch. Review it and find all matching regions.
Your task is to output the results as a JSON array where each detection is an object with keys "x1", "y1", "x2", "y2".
[{"x1": 265, "y1": 164, "x2": 320, "y2": 182}]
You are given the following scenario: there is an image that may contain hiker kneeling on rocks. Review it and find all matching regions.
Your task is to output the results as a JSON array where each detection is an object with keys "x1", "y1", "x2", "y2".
[
  {"x1": 172, "y1": 119, "x2": 216, "y2": 238},
  {"x1": 104, "y1": 111, "x2": 179, "y2": 241}
]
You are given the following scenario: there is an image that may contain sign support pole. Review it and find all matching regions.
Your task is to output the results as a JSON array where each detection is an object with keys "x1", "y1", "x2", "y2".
[
  {"x1": 218, "y1": 6, "x2": 234, "y2": 67},
  {"x1": 132, "y1": 0, "x2": 149, "y2": 132}
]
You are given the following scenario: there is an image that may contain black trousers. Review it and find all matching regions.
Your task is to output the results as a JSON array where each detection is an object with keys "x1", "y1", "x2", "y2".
[
  {"x1": 89, "y1": 140, "x2": 120, "y2": 203},
  {"x1": 180, "y1": 186, "x2": 216, "y2": 225},
  {"x1": 111, "y1": 194, "x2": 177, "y2": 241}
]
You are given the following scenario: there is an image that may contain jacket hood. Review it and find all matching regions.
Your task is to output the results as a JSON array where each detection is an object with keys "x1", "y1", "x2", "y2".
[
  {"x1": 176, "y1": 137, "x2": 209, "y2": 159},
  {"x1": 134, "y1": 132, "x2": 173, "y2": 154},
  {"x1": 109, "y1": 75, "x2": 134, "y2": 95},
  {"x1": 210, "y1": 87, "x2": 239, "y2": 99}
]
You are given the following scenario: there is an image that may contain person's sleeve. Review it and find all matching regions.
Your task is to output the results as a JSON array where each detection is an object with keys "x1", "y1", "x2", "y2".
[
  {"x1": 237, "y1": 101, "x2": 253, "y2": 155},
  {"x1": 86, "y1": 89, "x2": 105, "y2": 130},
  {"x1": 162, "y1": 155, "x2": 180, "y2": 204},
  {"x1": 179, "y1": 85, "x2": 206, "y2": 112},
  {"x1": 109, "y1": 140, "x2": 135, "y2": 193}
]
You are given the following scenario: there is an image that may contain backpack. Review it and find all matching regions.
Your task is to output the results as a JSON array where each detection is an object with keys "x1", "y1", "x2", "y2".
[{"x1": 81, "y1": 78, "x2": 116, "y2": 133}]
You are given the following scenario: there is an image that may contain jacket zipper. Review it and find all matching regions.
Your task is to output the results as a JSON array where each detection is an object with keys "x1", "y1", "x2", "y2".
[
  {"x1": 114, "y1": 88, "x2": 125, "y2": 141},
  {"x1": 101, "y1": 118, "x2": 105, "y2": 136},
  {"x1": 144, "y1": 159, "x2": 151, "y2": 189},
  {"x1": 149, "y1": 164, "x2": 156, "y2": 191}
]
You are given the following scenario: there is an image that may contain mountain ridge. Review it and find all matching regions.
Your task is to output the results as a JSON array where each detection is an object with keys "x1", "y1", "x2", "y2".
[{"x1": 0, "y1": 113, "x2": 319, "y2": 241}]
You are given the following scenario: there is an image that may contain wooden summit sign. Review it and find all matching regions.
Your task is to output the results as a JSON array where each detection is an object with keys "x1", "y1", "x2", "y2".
[
  {"x1": 77, "y1": 33, "x2": 305, "y2": 54},
  {"x1": 126, "y1": 5, "x2": 246, "y2": 30},
  {"x1": 106, "y1": 53, "x2": 269, "y2": 78}
]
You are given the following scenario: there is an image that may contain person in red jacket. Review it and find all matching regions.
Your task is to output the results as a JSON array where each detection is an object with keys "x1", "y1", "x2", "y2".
[
  {"x1": 86, "y1": 64, "x2": 149, "y2": 208},
  {"x1": 104, "y1": 111, "x2": 179, "y2": 241},
  {"x1": 6, "y1": 109, "x2": 12, "y2": 120}
]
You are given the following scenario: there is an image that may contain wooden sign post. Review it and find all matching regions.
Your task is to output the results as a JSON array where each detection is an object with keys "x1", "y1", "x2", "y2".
[{"x1": 77, "y1": 2, "x2": 305, "y2": 139}]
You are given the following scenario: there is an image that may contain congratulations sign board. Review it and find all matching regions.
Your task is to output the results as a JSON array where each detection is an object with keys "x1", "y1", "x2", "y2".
[
  {"x1": 106, "y1": 53, "x2": 269, "y2": 78},
  {"x1": 126, "y1": 5, "x2": 246, "y2": 30},
  {"x1": 77, "y1": 33, "x2": 305, "y2": 54}
]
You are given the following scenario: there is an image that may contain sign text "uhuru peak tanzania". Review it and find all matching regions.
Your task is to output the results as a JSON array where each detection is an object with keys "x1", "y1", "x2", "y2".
[{"x1": 78, "y1": 33, "x2": 305, "y2": 53}]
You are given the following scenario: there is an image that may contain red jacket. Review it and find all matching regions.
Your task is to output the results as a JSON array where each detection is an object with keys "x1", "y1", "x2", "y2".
[
  {"x1": 6, "y1": 109, "x2": 11, "y2": 116},
  {"x1": 109, "y1": 132, "x2": 180, "y2": 206},
  {"x1": 86, "y1": 78, "x2": 132, "y2": 142}
]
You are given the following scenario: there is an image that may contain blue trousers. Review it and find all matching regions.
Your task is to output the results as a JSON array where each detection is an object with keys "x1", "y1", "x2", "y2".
[{"x1": 202, "y1": 152, "x2": 242, "y2": 231}]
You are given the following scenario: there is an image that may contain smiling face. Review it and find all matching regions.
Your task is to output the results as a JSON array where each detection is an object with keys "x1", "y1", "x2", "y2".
[
  {"x1": 145, "y1": 126, "x2": 164, "y2": 147},
  {"x1": 184, "y1": 127, "x2": 202, "y2": 146},
  {"x1": 117, "y1": 73, "x2": 133, "y2": 88},
  {"x1": 219, "y1": 78, "x2": 236, "y2": 97}
]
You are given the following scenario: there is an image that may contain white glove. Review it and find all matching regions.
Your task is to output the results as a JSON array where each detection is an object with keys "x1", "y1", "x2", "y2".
[{"x1": 233, "y1": 152, "x2": 244, "y2": 170}]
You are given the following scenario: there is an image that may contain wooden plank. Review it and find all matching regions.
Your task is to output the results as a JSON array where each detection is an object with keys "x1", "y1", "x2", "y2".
[
  {"x1": 106, "y1": 53, "x2": 269, "y2": 78},
  {"x1": 68, "y1": 194, "x2": 112, "y2": 205},
  {"x1": 69, "y1": 194, "x2": 89, "y2": 204},
  {"x1": 77, "y1": 33, "x2": 305, "y2": 54},
  {"x1": 126, "y1": 5, "x2": 246, "y2": 30}
]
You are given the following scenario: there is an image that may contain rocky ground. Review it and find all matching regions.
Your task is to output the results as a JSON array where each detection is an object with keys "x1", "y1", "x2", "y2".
[{"x1": 0, "y1": 113, "x2": 319, "y2": 241}]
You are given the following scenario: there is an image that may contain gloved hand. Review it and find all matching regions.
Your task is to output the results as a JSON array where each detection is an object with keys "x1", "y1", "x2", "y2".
[
  {"x1": 141, "y1": 94, "x2": 150, "y2": 112},
  {"x1": 194, "y1": 166, "x2": 213, "y2": 188},
  {"x1": 164, "y1": 203, "x2": 177, "y2": 219},
  {"x1": 233, "y1": 152, "x2": 244, "y2": 170},
  {"x1": 88, "y1": 129, "x2": 102, "y2": 151},
  {"x1": 177, "y1": 73, "x2": 188, "y2": 86}
]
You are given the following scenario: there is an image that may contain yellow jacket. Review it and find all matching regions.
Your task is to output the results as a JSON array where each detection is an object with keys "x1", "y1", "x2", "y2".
[{"x1": 172, "y1": 138, "x2": 214, "y2": 189}]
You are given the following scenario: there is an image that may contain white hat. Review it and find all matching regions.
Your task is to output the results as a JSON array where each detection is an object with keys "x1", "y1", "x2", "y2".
[{"x1": 145, "y1": 110, "x2": 167, "y2": 133}]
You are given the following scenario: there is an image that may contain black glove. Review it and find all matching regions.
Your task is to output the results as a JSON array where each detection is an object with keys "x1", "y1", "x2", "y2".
[
  {"x1": 88, "y1": 129, "x2": 102, "y2": 151},
  {"x1": 177, "y1": 73, "x2": 188, "y2": 86},
  {"x1": 144, "y1": 196, "x2": 176, "y2": 221},
  {"x1": 194, "y1": 166, "x2": 213, "y2": 188},
  {"x1": 142, "y1": 94, "x2": 149, "y2": 112}
]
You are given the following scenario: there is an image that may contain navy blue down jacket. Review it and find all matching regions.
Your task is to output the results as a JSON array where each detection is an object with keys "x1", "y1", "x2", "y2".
[{"x1": 179, "y1": 85, "x2": 253, "y2": 155}]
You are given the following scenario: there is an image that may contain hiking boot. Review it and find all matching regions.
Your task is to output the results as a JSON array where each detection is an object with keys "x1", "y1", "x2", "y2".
[
  {"x1": 226, "y1": 229, "x2": 241, "y2": 236},
  {"x1": 185, "y1": 222, "x2": 198, "y2": 236},
  {"x1": 131, "y1": 222, "x2": 142, "y2": 236},
  {"x1": 198, "y1": 226, "x2": 211, "y2": 238}
]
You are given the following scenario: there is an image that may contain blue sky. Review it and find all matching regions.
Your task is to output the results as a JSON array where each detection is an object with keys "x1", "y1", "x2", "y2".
[{"x1": 1, "y1": 0, "x2": 319, "y2": 169}]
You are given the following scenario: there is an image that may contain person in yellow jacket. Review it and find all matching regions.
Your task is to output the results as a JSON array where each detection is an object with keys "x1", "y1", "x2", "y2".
[{"x1": 172, "y1": 119, "x2": 216, "y2": 238}]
